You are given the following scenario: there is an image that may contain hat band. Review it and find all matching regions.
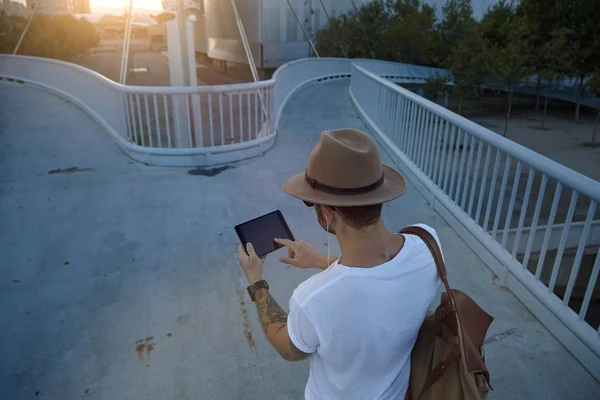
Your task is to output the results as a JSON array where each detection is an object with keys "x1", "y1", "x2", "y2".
[{"x1": 305, "y1": 171, "x2": 384, "y2": 196}]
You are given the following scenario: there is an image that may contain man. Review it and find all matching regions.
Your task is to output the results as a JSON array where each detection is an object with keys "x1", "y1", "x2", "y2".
[{"x1": 238, "y1": 128, "x2": 440, "y2": 399}]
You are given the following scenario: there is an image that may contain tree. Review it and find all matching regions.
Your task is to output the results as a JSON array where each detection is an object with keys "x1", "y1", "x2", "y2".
[
  {"x1": 382, "y1": 0, "x2": 437, "y2": 65},
  {"x1": 2, "y1": 14, "x2": 99, "y2": 61},
  {"x1": 444, "y1": 22, "x2": 492, "y2": 115},
  {"x1": 435, "y1": 0, "x2": 476, "y2": 66},
  {"x1": 518, "y1": 0, "x2": 562, "y2": 110},
  {"x1": 482, "y1": 7, "x2": 533, "y2": 136},
  {"x1": 553, "y1": 0, "x2": 600, "y2": 121},
  {"x1": 585, "y1": 68, "x2": 600, "y2": 144},
  {"x1": 536, "y1": 27, "x2": 573, "y2": 129},
  {"x1": 315, "y1": 1, "x2": 391, "y2": 59},
  {"x1": 424, "y1": 73, "x2": 450, "y2": 104},
  {"x1": 0, "y1": 12, "x2": 26, "y2": 53}
]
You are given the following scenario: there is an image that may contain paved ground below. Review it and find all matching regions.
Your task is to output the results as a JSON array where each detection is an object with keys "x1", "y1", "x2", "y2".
[{"x1": 0, "y1": 80, "x2": 598, "y2": 399}]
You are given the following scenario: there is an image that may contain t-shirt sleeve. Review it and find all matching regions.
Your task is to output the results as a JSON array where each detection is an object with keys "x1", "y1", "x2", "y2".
[
  {"x1": 412, "y1": 223, "x2": 444, "y2": 260},
  {"x1": 287, "y1": 297, "x2": 319, "y2": 354}
]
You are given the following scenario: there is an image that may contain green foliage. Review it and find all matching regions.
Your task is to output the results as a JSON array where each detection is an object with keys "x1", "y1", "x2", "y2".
[
  {"x1": 0, "y1": 12, "x2": 99, "y2": 61},
  {"x1": 423, "y1": 73, "x2": 450, "y2": 102},
  {"x1": 315, "y1": 1, "x2": 390, "y2": 59},
  {"x1": 445, "y1": 24, "x2": 492, "y2": 113},
  {"x1": 315, "y1": 0, "x2": 437, "y2": 64},
  {"x1": 435, "y1": 0, "x2": 475, "y2": 65},
  {"x1": 382, "y1": 0, "x2": 437, "y2": 64},
  {"x1": 0, "y1": 12, "x2": 26, "y2": 53},
  {"x1": 314, "y1": 0, "x2": 600, "y2": 121},
  {"x1": 554, "y1": 0, "x2": 600, "y2": 79}
]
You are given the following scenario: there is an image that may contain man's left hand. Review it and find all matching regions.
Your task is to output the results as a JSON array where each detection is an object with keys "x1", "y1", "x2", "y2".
[{"x1": 238, "y1": 242, "x2": 263, "y2": 285}]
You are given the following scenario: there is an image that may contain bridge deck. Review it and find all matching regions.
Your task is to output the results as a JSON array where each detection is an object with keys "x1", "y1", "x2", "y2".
[{"x1": 0, "y1": 80, "x2": 598, "y2": 399}]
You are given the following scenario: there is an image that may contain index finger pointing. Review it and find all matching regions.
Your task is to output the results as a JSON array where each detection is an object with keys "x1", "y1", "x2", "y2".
[{"x1": 275, "y1": 238, "x2": 296, "y2": 249}]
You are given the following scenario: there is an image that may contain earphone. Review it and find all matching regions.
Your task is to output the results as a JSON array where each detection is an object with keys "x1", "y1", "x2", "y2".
[{"x1": 326, "y1": 217, "x2": 330, "y2": 269}]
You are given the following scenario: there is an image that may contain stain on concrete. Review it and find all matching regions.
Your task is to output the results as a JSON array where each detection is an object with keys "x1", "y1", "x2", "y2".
[
  {"x1": 177, "y1": 314, "x2": 191, "y2": 325},
  {"x1": 135, "y1": 337, "x2": 156, "y2": 359},
  {"x1": 48, "y1": 167, "x2": 92, "y2": 175},
  {"x1": 84, "y1": 388, "x2": 90, "y2": 394},
  {"x1": 484, "y1": 328, "x2": 519, "y2": 345},
  {"x1": 187, "y1": 165, "x2": 232, "y2": 177},
  {"x1": 135, "y1": 343, "x2": 146, "y2": 358},
  {"x1": 238, "y1": 291, "x2": 255, "y2": 349}
]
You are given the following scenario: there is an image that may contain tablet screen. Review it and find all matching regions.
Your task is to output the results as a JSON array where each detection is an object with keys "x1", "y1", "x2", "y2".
[{"x1": 235, "y1": 210, "x2": 294, "y2": 257}]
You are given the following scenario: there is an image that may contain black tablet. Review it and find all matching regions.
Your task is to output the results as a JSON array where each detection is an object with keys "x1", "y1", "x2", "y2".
[{"x1": 235, "y1": 210, "x2": 295, "y2": 257}]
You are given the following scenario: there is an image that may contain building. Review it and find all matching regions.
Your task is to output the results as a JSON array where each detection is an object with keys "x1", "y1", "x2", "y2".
[
  {"x1": 72, "y1": 0, "x2": 89, "y2": 14},
  {"x1": 0, "y1": 0, "x2": 28, "y2": 15},
  {"x1": 26, "y1": 0, "x2": 73, "y2": 15},
  {"x1": 94, "y1": 14, "x2": 166, "y2": 52},
  {"x1": 193, "y1": 0, "x2": 503, "y2": 77}
]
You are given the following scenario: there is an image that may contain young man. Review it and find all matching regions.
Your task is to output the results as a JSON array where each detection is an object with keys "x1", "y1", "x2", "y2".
[{"x1": 238, "y1": 128, "x2": 440, "y2": 399}]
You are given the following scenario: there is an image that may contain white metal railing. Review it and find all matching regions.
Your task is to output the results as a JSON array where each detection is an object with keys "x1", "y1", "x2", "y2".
[
  {"x1": 0, "y1": 55, "x2": 276, "y2": 166},
  {"x1": 2, "y1": 52, "x2": 600, "y2": 377},
  {"x1": 353, "y1": 59, "x2": 448, "y2": 83},
  {"x1": 121, "y1": 83, "x2": 273, "y2": 149},
  {"x1": 0, "y1": 55, "x2": 351, "y2": 167},
  {"x1": 350, "y1": 62, "x2": 600, "y2": 380}
]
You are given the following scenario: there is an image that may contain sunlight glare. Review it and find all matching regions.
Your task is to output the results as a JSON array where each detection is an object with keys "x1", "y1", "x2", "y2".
[{"x1": 89, "y1": 0, "x2": 163, "y2": 12}]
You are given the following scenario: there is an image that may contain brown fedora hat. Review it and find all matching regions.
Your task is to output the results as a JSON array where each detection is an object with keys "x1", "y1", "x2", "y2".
[{"x1": 283, "y1": 128, "x2": 407, "y2": 206}]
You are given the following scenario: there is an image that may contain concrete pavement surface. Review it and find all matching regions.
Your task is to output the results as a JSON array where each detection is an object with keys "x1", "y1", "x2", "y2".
[{"x1": 0, "y1": 80, "x2": 599, "y2": 399}]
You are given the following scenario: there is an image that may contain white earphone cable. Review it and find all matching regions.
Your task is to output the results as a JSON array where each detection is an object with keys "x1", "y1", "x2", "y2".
[{"x1": 326, "y1": 218, "x2": 330, "y2": 269}]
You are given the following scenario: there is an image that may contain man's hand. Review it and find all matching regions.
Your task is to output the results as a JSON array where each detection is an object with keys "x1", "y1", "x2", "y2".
[
  {"x1": 275, "y1": 239, "x2": 337, "y2": 270},
  {"x1": 237, "y1": 243, "x2": 263, "y2": 285}
]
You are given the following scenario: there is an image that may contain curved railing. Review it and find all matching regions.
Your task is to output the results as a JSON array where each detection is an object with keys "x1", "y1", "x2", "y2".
[
  {"x1": 350, "y1": 62, "x2": 600, "y2": 381},
  {"x1": 0, "y1": 55, "x2": 350, "y2": 167},
  {"x1": 2, "y1": 53, "x2": 599, "y2": 378},
  {"x1": 353, "y1": 59, "x2": 448, "y2": 84}
]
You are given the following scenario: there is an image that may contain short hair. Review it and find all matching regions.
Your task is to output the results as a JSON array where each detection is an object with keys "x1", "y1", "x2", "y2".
[{"x1": 335, "y1": 204, "x2": 383, "y2": 229}]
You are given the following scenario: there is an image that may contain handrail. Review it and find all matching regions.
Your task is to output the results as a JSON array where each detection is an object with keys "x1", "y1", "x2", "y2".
[
  {"x1": 354, "y1": 62, "x2": 600, "y2": 202},
  {"x1": 350, "y1": 61, "x2": 600, "y2": 381},
  {"x1": 0, "y1": 55, "x2": 350, "y2": 167},
  {"x1": 6, "y1": 55, "x2": 275, "y2": 94}
]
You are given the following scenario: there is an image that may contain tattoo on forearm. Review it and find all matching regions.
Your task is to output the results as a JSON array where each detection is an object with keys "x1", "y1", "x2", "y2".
[
  {"x1": 255, "y1": 290, "x2": 309, "y2": 361},
  {"x1": 257, "y1": 292, "x2": 288, "y2": 331}
]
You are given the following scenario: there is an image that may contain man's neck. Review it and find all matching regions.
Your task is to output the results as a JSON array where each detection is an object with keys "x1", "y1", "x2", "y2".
[{"x1": 336, "y1": 221, "x2": 404, "y2": 268}]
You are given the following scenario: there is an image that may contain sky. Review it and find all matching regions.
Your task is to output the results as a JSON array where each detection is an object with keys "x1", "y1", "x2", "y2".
[{"x1": 90, "y1": 0, "x2": 162, "y2": 12}]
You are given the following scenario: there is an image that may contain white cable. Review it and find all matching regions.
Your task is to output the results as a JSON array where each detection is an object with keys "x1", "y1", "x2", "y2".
[{"x1": 326, "y1": 218, "x2": 330, "y2": 269}]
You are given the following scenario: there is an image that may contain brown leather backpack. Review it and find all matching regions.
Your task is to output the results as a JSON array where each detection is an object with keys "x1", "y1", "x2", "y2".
[{"x1": 401, "y1": 226, "x2": 494, "y2": 400}]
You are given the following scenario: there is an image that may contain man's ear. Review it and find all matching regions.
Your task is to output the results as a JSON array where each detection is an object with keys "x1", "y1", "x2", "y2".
[{"x1": 322, "y1": 205, "x2": 336, "y2": 224}]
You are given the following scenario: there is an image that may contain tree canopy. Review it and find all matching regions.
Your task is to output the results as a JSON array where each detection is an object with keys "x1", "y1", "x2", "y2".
[
  {"x1": 0, "y1": 12, "x2": 99, "y2": 61},
  {"x1": 314, "y1": 0, "x2": 600, "y2": 123}
]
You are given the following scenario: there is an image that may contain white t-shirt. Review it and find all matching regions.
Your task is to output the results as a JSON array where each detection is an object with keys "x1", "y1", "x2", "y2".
[{"x1": 287, "y1": 224, "x2": 441, "y2": 400}]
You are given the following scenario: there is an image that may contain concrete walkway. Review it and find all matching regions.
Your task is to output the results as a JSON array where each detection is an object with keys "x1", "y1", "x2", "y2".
[{"x1": 0, "y1": 80, "x2": 598, "y2": 399}]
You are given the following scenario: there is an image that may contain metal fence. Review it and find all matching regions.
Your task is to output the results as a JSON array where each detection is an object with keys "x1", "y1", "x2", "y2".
[
  {"x1": 2, "y1": 53, "x2": 600, "y2": 378},
  {"x1": 122, "y1": 84, "x2": 273, "y2": 149},
  {"x1": 350, "y1": 61, "x2": 600, "y2": 380},
  {"x1": 0, "y1": 55, "x2": 350, "y2": 166}
]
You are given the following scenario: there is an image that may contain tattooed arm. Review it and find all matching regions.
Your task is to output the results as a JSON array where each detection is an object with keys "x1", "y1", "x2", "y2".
[
  {"x1": 254, "y1": 287, "x2": 310, "y2": 361},
  {"x1": 238, "y1": 242, "x2": 311, "y2": 362}
]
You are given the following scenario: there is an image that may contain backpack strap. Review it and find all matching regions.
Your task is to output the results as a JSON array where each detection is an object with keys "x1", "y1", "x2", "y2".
[{"x1": 400, "y1": 226, "x2": 455, "y2": 303}]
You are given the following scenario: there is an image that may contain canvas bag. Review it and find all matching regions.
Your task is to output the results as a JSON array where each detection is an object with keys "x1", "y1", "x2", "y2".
[{"x1": 400, "y1": 226, "x2": 494, "y2": 400}]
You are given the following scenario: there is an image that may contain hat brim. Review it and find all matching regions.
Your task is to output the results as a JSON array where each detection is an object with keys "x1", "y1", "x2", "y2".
[{"x1": 283, "y1": 165, "x2": 407, "y2": 207}]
